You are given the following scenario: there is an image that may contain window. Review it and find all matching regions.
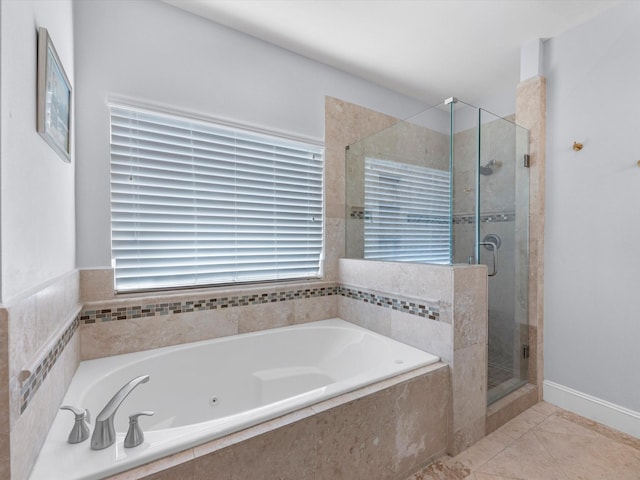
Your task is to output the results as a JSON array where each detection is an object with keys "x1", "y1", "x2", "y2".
[
  {"x1": 110, "y1": 105, "x2": 324, "y2": 292},
  {"x1": 364, "y1": 158, "x2": 450, "y2": 264}
]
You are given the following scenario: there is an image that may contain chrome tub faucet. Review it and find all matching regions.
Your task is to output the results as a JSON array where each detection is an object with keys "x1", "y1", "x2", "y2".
[{"x1": 90, "y1": 374, "x2": 150, "y2": 450}]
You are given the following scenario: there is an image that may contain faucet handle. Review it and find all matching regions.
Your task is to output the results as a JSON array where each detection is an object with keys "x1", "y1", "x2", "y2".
[
  {"x1": 124, "y1": 411, "x2": 154, "y2": 448},
  {"x1": 60, "y1": 405, "x2": 91, "y2": 444}
]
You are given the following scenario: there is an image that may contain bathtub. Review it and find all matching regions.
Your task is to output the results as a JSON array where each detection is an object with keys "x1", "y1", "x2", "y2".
[{"x1": 30, "y1": 318, "x2": 440, "y2": 480}]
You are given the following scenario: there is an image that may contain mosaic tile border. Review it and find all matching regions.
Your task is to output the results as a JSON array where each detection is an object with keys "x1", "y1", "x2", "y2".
[
  {"x1": 20, "y1": 315, "x2": 80, "y2": 415},
  {"x1": 338, "y1": 285, "x2": 441, "y2": 321},
  {"x1": 453, "y1": 212, "x2": 516, "y2": 224},
  {"x1": 349, "y1": 210, "x2": 515, "y2": 225},
  {"x1": 80, "y1": 286, "x2": 338, "y2": 324},
  {"x1": 22, "y1": 283, "x2": 441, "y2": 417}
]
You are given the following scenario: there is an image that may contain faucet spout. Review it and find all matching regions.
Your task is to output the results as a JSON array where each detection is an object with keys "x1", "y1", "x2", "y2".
[{"x1": 90, "y1": 375, "x2": 150, "y2": 450}]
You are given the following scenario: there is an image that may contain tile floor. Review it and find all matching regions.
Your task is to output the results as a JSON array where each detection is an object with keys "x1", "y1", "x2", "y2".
[{"x1": 407, "y1": 402, "x2": 640, "y2": 480}]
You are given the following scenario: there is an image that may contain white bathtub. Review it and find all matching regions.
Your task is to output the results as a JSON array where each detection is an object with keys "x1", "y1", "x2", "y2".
[{"x1": 30, "y1": 318, "x2": 440, "y2": 480}]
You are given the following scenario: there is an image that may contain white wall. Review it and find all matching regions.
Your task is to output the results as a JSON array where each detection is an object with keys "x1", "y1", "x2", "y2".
[
  {"x1": 544, "y1": 1, "x2": 640, "y2": 419},
  {"x1": 0, "y1": 0, "x2": 75, "y2": 303},
  {"x1": 73, "y1": 0, "x2": 429, "y2": 269}
]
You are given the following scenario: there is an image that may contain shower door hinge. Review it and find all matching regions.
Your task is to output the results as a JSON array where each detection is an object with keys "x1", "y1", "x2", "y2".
[
  {"x1": 522, "y1": 344, "x2": 530, "y2": 359},
  {"x1": 523, "y1": 154, "x2": 531, "y2": 168}
]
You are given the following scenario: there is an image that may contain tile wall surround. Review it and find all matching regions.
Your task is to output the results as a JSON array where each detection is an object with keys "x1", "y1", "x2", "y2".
[
  {"x1": 516, "y1": 76, "x2": 546, "y2": 399},
  {"x1": 2, "y1": 269, "x2": 81, "y2": 480},
  {"x1": 338, "y1": 258, "x2": 488, "y2": 456}
]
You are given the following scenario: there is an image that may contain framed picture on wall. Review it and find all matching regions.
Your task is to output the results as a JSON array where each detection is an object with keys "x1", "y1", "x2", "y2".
[{"x1": 37, "y1": 27, "x2": 72, "y2": 162}]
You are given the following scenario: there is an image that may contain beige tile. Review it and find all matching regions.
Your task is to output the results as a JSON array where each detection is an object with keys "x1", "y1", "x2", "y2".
[
  {"x1": 107, "y1": 449, "x2": 195, "y2": 480},
  {"x1": 337, "y1": 295, "x2": 391, "y2": 336},
  {"x1": 193, "y1": 416, "x2": 317, "y2": 480},
  {"x1": 485, "y1": 385, "x2": 538, "y2": 434},
  {"x1": 452, "y1": 266, "x2": 488, "y2": 350},
  {"x1": 554, "y1": 409, "x2": 640, "y2": 451},
  {"x1": 451, "y1": 343, "x2": 487, "y2": 439},
  {"x1": 494, "y1": 407, "x2": 546, "y2": 440},
  {"x1": 315, "y1": 387, "x2": 396, "y2": 480},
  {"x1": 393, "y1": 367, "x2": 450, "y2": 477},
  {"x1": 0, "y1": 433, "x2": 9, "y2": 480},
  {"x1": 323, "y1": 217, "x2": 345, "y2": 283},
  {"x1": 389, "y1": 310, "x2": 453, "y2": 362},
  {"x1": 474, "y1": 473, "x2": 520, "y2": 480},
  {"x1": 477, "y1": 431, "x2": 569, "y2": 480},
  {"x1": 534, "y1": 428, "x2": 640, "y2": 480},
  {"x1": 448, "y1": 429, "x2": 512, "y2": 472},
  {"x1": 141, "y1": 462, "x2": 195, "y2": 480},
  {"x1": 0, "y1": 308, "x2": 9, "y2": 436},
  {"x1": 237, "y1": 300, "x2": 294, "y2": 334},
  {"x1": 405, "y1": 458, "x2": 469, "y2": 480},
  {"x1": 80, "y1": 308, "x2": 239, "y2": 360},
  {"x1": 534, "y1": 412, "x2": 603, "y2": 439},
  {"x1": 292, "y1": 294, "x2": 336, "y2": 324},
  {"x1": 80, "y1": 268, "x2": 115, "y2": 302}
]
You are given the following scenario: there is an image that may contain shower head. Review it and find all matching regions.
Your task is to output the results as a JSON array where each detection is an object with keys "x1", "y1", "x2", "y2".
[
  {"x1": 480, "y1": 159, "x2": 499, "y2": 176},
  {"x1": 479, "y1": 165, "x2": 493, "y2": 176}
]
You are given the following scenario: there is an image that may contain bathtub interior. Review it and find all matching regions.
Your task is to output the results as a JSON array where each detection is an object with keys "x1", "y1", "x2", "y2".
[
  {"x1": 76, "y1": 321, "x2": 418, "y2": 432},
  {"x1": 30, "y1": 319, "x2": 442, "y2": 480}
]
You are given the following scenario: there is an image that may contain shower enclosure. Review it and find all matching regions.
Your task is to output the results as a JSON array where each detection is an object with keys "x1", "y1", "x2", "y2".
[{"x1": 345, "y1": 98, "x2": 530, "y2": 404}]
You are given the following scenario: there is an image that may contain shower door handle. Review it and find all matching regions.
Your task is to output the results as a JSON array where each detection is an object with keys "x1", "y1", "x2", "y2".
[{"x1": 479, "y1": 241, "x2": 498, "y2": 277}]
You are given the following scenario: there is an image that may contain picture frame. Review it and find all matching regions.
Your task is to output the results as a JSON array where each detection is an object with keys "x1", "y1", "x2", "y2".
[{"x1": 37, "y1": 27, "x2": 72, "y2": 162}]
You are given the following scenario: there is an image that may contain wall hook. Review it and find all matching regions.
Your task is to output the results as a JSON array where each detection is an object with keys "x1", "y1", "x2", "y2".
[{"x1": 572, "y1": 141, "x2": 584, "y2": 151}]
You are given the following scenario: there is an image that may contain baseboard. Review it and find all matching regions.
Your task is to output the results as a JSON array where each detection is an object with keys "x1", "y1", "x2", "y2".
[{"x1": 543, "y1": 380, "x2": 640, "y2": 438}]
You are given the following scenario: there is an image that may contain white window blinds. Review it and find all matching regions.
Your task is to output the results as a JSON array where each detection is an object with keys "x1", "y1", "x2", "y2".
[
  {"x1": 110, "y1": 105, "x2": 324, "y2": 292},
  {"x1": 364, "y1": 158, "x2": 451, "y2": 264}
]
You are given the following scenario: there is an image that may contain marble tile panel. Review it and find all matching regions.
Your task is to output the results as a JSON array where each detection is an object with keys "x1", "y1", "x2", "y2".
[
  {"x1": 451, "y1": 416, "x2": 487, "y2": 458},
  {"x1": 193, "y1": 407, "x2": 316, "y2": 459},
  {"x1": 474, "y1": 474, "x2": 518, "y2": 480},
  {"x1": 0, "y1": 308, "x2": 9, "y2": 435},
  {"x1": 405, "y1": 457, "x2": 469, "y2": 480},
  {"x1": 339, "y1": 258, "x2": 453, "y2": 302},
  {"x1": 139, "y1": 462, "x2": 195, "y2": 480},
  {"x1": 452, "y1": 266, "x2": 488, "y2": 350},
  {"x1": 554, "y1": 408, "x2": 640, "y2": 451},
  {"x1": 108, "y1": 449, "x2": 196, "y2": 480},
  {"x1": 192, "y1": 415, "x2": 317, "y2": 480},
  {"x1": 526, "y1": 400, "x2": 559, "y2": 418},
  {"x1": 485, "y1": 384, "x2": 538, "y2": 434},
  {"x1": 292, "y1": 295, "x2": 336, "y2": 324},
  {"x1": 80, "y1": 268, "x2": 115, "y2": 302},
  {"x1": 80, "y1": 309, "x2": 239, "y2": 360},
  {"x1": 324, "y1": 145, "x2": 347, "y2": 220},
  {"x1": 533, "y1": 428, "x2": 640, "y2": 480},
  {"x1": 446, "y1": 429, "x2": 512, "y2": 472},
  {"x1": 315, "y1": 387, "x2": 396, "y2": 480},
  {"x1": 337, "y1": 295, "x2": 391, "y2": 337},
  {"x1": 389, "y1": 310, "x2": 452, "y2": 362},
  {"x1": 237, "y1": 299, "x2": 295, "y2": 334},
  {"x1": 393, "y1": 368, "x2": 450, "y2": 478},
  {"x1": 477, "y1": 431, "x2": 569, "y2": 480},
  {"x1": 10, "y1": 330, "x2": 80, "y2": 480},
  {"x1": 0, "y1": 433, "x2": 9, "y2": 480},
  {"x1": 7, "y1": 295, "x2": 38, "y2": 384},
  {"x1": 493, "y1": 407, "x2": 546, "y2": 440},
  {"x1": 451, "y1": 344, "x2": 487, "y2": 435},
  {"x1": 324, "y1": 217, "x2": 345, "y2": 283}
]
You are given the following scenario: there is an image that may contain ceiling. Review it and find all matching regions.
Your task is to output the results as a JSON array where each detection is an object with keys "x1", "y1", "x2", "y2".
[{"x1": 162, "y1": 0, "x2": 620, "y2": 106}]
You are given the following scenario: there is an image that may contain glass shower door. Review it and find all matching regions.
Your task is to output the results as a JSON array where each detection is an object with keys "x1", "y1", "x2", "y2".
[{"x1": 478, "y1": 110, "x2": 530, "y2": 404}]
